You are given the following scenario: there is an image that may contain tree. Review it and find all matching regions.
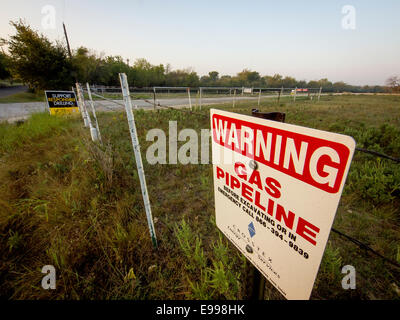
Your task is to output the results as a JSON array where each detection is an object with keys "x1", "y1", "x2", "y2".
[
  {"x1": 236, "y1": 69, "x2": 261, "y2": 86},
  {"x1": 332, "y1": 81, "x2": 348, "y2": 92},
  {"x1": 264, "y1": 74, "x2": 283, "y2": 88},
  {"x1": 0, "y1": 51, "x2": 11, "y2": 80},
  {"x1": 219, "y1": 75, "x2": 232, "y2": 87},
  {"x1": 72, "y1": 47, "x2": 106, "y2": 84},
  {"x1": 3, "y1": 20, "x2": 74, "y2": 91},
  {"x1": 165, "y1": 68, "x2": 199, "y2": 87},
  {"x1": 282, "y1": 76, "x2": 296, "y2": 88},
  {"x1": 386, "y1": 76, "x2": 400, "y2": 93},
  {"x1": 208, "y1": 71, "x2": 219, "y2": 82}
]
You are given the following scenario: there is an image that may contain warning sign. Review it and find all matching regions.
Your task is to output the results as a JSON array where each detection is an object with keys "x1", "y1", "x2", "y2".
[
  {"x1": 45, "y1": 91, "x2": 79, "y2": 115},
  {"x1": 210, "y1": 109, "x2": 355, "y2": 300}
]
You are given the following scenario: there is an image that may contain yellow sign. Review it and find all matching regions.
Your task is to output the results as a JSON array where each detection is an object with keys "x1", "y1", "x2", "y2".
[
  {"x1": 45, "y1": 91, "x2": 79, "y2": 115},
  {"x1": 49, "y1": 107, "x2": 80, "y2": 115}
]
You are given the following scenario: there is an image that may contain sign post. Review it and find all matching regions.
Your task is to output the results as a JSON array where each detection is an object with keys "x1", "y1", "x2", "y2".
[{"x1": 211, "y1": 108, "x2": 355, "y2": 300}]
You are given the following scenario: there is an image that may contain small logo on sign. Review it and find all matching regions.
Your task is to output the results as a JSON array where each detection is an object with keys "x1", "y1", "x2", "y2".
[
  {"x1": 248, "y1": 222, "x2": 256, "y2": 238},
  {"x1": 246, "y1": 245, "x2": 254, "y2": 254}
]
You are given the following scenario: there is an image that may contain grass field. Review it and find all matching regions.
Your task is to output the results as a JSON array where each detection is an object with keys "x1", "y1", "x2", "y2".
[{"x1": 0, "y1": 95, "x2": 399, "y2": 300}]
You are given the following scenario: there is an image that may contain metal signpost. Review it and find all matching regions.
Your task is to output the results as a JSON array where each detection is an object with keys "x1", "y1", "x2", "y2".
[{"x1": 211, "y1": 108, "x2": 355, "y2": 299}]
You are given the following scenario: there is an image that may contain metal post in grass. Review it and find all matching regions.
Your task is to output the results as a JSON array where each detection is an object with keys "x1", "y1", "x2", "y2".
[
  {"x1": 153, "y1": 87, "x2": 157, "y2": 110},
  {"x1": 86, "y1": 83, "x2": 102, "y2": 144},
  {"x1": 318, "y1": 86, "x2": 322, "y2": 102},
  {"x1": 75, "y1": 83, "x2": 87, "y2": 125},
  {"x1": 77, "y1": 83, "x2": 98, "y2": 142},
  {"x1": 187, "y1": 88, "x2": 192, "y2": 110},
  {"x1": 119, "y1": 73, "x2": 158, "y2": 249},
  {"x1": 249, "y1": 109, "x2": 286, "y2": 300},
  {"x1": 76, "y1": 83, "x2": 90, "y2": 128},
  {"x1": 196, "y1": 89, "x2": 200, "y2": 109},
  {"x1": 200, "y1": 87, "x2": 203, "y2": 110},
  {"x1": 233, "y1": 89, "x2": 237, "y2": 108},
  {"x1": 72, "y1": 86, "x2": 80, "y2": 113},
  {"x1": 277, "y1": 87, "x2": 282, "y2": 104}
]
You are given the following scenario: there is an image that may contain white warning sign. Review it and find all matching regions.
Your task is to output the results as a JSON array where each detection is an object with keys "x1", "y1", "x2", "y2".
[{"x1": 211, "y1": 109, "x2": 355, "y2": 300}]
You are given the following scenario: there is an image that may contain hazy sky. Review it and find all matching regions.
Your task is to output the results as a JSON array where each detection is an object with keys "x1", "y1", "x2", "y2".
[{"x1": 1, "y1": 0, "x2": 399, "y2": 85}]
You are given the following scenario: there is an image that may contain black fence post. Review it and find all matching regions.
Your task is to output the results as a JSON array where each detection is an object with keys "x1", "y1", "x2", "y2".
[{"x1": 246, "y1": 109, "x2": 286, "y2": 300}]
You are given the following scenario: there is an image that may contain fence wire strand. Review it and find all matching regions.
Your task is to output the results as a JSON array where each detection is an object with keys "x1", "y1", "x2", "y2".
[
  {"x1": 331, "y1": 228, "x2": 400, "y2": 268},
  {"x1": 356, "y1": 147, "x2": 400, "y2": 163}
]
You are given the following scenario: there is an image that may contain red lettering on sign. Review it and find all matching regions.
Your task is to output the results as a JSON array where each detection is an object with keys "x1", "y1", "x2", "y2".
[{"x1": 212, "y1": 114, "x2": 351, "y2": 193}]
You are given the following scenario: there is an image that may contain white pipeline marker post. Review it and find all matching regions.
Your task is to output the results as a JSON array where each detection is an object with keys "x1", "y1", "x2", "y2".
[
  {"x1": 318, "y1": 87, "x2": 322, "y2": 102},
  {"x1": 86, "y1": 83, "x2": 102, "y2": 143},
  {"x1": 119, "y1": 73, "x2": 158, "y2": 249},
  {"x1": 211, "y1": 109, "x2": 356, "y2": 300},
  {"x1": 188, "y1": 88, "x2": 192, "y2": 110}
]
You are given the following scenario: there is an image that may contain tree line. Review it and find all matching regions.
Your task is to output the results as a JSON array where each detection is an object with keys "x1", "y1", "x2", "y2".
[{"x1": 0, "y1": 20, "x2": 397, "y2": 93}]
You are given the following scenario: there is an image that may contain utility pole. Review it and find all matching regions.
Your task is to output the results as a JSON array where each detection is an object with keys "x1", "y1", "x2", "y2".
[{"x1": 63, "y1": 22, "x2": 73, "y2": 60}]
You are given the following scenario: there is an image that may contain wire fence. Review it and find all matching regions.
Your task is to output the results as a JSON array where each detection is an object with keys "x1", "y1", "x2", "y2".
[
  {"x1": 78, "y1": 80, "x2": 400, "y2": 272},
  {"x1": 85, "y1": 85, "x2": 323, "y2": 110}
]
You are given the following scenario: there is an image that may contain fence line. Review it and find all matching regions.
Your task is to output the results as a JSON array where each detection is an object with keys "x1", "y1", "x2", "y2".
[{"x1": 77, "y1": 81, "x2": 399, "y2": 270}]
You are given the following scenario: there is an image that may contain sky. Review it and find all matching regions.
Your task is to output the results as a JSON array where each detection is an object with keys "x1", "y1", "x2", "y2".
[{"x1": 1, "y1": 0, "x2": 399, "y2": 86}]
